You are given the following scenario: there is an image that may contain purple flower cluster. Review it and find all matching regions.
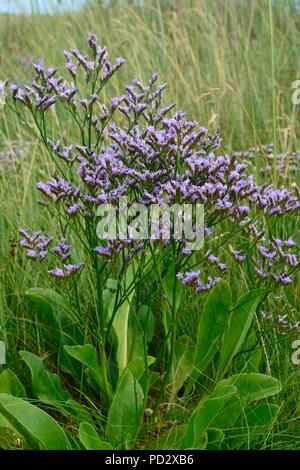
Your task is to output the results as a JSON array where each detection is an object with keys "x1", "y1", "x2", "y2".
[
  {"x1": 20, "y1": 229, "x2": 53, "y2": 260},
  {"x1": 233, "y1": 143, "x2": 300, "y2": 177},
  {"x1": 48, "y1": 263, "x2": 83, "y2": 279},
  {"x1": 231, "y1": 249, "x2": 247, "y2": 262},
  {"x1": 251, "y1": 236, "x2": 299, "y2": 285},
  {"x1": 19, "y1": 229, "x2": 83, "y2": 279},
  {"x1": 9, "y1": 32, "x2": 125, "y2": 114},
  {"x1": 261, "y1": 311, "x2": 300, "y2": 336},
  {"x1": 9, "y1": 33, "x2": 299, "y2": 291},
  {"x1": 206, "y1": 253, "x2": 228, "y2": 273},
  {"x1": 176, "y1": 271, "x2": 219, "y2": 293}
]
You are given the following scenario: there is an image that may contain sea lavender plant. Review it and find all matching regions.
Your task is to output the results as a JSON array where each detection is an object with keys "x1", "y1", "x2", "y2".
[
  {"x1": 5, "y1": 33, "x2": 300, "y2": 408},
  {"x1": 233, "y1": 143, "x2": 300, "y2": 178}
]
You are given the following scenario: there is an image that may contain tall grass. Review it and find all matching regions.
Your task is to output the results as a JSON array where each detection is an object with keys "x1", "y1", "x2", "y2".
[
  {"x1": 0, "y1": 0, "x2": 299, "y2": 449},
  {"x1": 1, "y1": 0, "x2": 300, "y2": 151}
]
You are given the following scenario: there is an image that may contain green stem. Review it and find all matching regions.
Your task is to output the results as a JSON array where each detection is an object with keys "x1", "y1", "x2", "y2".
[
  {"x1": 152, "y1": 264, "x2": 179, "y2": 422},
  {"x1": 93, "y1": 247, "x2": 113, "y2": 404}
]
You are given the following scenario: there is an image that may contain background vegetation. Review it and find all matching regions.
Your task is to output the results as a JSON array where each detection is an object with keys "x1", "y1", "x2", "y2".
[{"x1": 0, "y1": 0, "x2": 299, "y2": 450}]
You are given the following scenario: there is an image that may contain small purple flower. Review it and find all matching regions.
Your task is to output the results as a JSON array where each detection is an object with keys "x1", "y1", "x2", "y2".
[
  {"x1": 284, "y1": 239, "x2": 296, "y2": 247},
  {"x1": 196, "y1": 276, "x2": 219, "y2": 292},
  {"x1": 27, "y1": 249, "x2": 37, "y2": 259},
  {"x1": 231, "y1": 249, "x2": 246, "y2": 262},
  {"x1": 48, "y1": 263, "x2": 83, "y2": 279},
  {"x1": 65, "y1": 263, "x2": 83, "y2": 276},
  {"x1": 181, "y1": 248, "x2": 192, "y2": 255},
  {"x1": 52, "y1": 238, "x2": 72, "y2": 262},
  {"x1": 277, "y1": 315, "x2": 288, "y2": 326},
  {"x1": 255, "y1": 266, "x2": 268, "y2": 279},
  {"x1": 37, "y1": 182, "x2": 52, "y2": 197},
  {"x1": 95, "y1": 246, "x2": 113, "y2": 257},
  {"x1": 261, "y1": 311, "x2": 273, "y2": 320},
  {"x1": 258, "y1": 245, "x2": 276, "y2": 261},
  {"x1": 19, "y1": 229, "x2": 53, "y2": 262},
  {"x1": 272, "y1": 272, "x2": 293, "y2": 285},
  {"x1": 88, "y1": 32, "x2": 98, "y2": 53},
  {"x1": 66, "y1": 62, "x2": 77, "y2": 79},
  {"x1": 67, "y1": 203, "x2": 84, "y2": 216},
  {"x1": 208, "y1": 254, "x2": 219, "y2": 263},
  {"x1": 181, "y1": 271, "x2": 200, "y2": 285},
  {"x1": 48, "y1": 267, "x2": 65, "y2": 279},
  {"x1": 39, "y1": 250, "x2": 48, "y2": 261},
  {"x1": 218, "y1": 263, "x2": 228, "y2": 273}
]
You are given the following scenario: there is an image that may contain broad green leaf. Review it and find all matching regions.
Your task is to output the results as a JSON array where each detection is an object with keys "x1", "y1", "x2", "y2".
[
  {"x1": 210, "y1": 373, "x2": 282, "y2": 430},
  {"x1": 20, "y1": 350, "x2": 69, "y2": 402},
  {"x1": 128, "y1": 313, "x2": 144, "y2": 362},
  {"x1": 138, "y1": 305, "x2": 155, "y2": 342},
  {"x1": 0, "y1": 393, "x2": 70, "y2": 450},
  {"x1": 63, "y1": 399, "x2": 94, "y2": 425},
  {"x1": 285, "y1": 371, "x2": 300, "y2": 412},
  {"x1": 107, "y1": 368, "x2": 144, "y2": 449},
  {"x1": 139, "y1": 371, "x2": 160, "y2": 396},
  {"x1": 228, "y1": 403, "x2": 280, "y2": 448},
  {"x1": 172, "y1": 335, "x2": 194, "y2": 396},
  {"x1": 183, "y1": 431, "x2": 207, "y2": 450},
  {"x1": 25, "y1": 288, "x2": 83, "y2": 373},
  {"x1": 128, "y1": 305, "x2": 156, "y2": 362},
  {"x1": 108, "y1": 263, "x2": 136, "y2": 371},
  {"x1": 216, "y1": 373, "x2": 282, "y2": 404},
  {"x1": 148, "y1": 424, "x2": 187, "y2": 450},
  {"x1": 186, "y1": 281, "x2": 231, "y2": 394},
  {"x1": 162, "y1": 262, "x2": 183, "y2": 313},
  {"x1": 162, "y1": 303, "x2": 172, "y2": 354},
  {"x1": 0, "y1": 371, "x2": 21, "y2": 431},
  {"x1": 106, "y1": 278, "x2": 118, "y2": 291},
  {"x1": 19, "y1": 351, "x2": 93, "y2": 424},
  {"x1": 25, "y1": 288, "x2": 82, "y2": 343},
  {"x1": 113, "y1": 297, "x2": 134, "y2": 371},
  {"x1": 127, "y1": 356, "x2": 156, "y2": 395},
  {"x1": 216, "y1": 289, "x2": 265, "y2": 380},
  {"x1": 182, "y1": 384, "x2": 237, "y2": 449},
  {"x1": 206, "y1": 428, "x2": 224, "y2": 450},
  {"x1": 103, "y1": 289, "x2": 115, "y2": 318},
  {"x1": 234, "y1": 327, "x2": 262, "y2": 373},
  {"x1": 285, "y1": 370, "x2": 300, "y2": 389},
  {"x1": 127, "y1": 356, "x2": 155, "y2": 382},
  {"x1": 0, "y1": 369, "x2": 26, "y2": 398},
  {"x1": 79, "y1": 422, "x2": 113, "y2": 450},
  {"x1": 246, "y1": 403, "x2": 280, "y2": 427},
  {"x1": 208, "y1": 395, "x2": 243, "y2": 430},
  {"x1": 64, "y1": 344, "x2": 103, "y2": 392}
]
